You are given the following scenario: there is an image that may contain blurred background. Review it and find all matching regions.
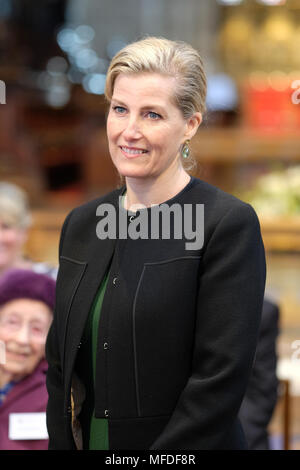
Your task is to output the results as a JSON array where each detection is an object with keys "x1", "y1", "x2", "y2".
[{"x1": 0, "y1": 0, "x2": 299, "y2": 450}]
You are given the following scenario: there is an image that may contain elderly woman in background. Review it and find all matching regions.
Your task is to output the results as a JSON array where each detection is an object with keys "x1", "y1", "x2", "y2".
[
  {"x1": 0, "y1": 182, "x2": 57, "y2": 279},
  {"x1": 46, "y1": 37, "x2": 266, "y2": 450},
  {"x1": 0, "y1": 269, "x2": 55, "y2": 450}
]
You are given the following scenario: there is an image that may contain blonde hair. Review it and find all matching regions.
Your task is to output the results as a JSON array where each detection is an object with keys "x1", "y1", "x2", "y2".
[
  {"x1": 105, "y1": 36, "x2": 207, "y2": 119},
  {"x1": 0, "y1": 182, "x2": 32, "y2": 229}
]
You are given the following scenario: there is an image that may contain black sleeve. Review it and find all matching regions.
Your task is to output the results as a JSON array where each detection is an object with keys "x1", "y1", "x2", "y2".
[
  {"x1": 150, "y1": 203, "x2": 266, "y2": 450},
  {"x1": 45, "y1": 210, "x2": 75, "y2": 449}
]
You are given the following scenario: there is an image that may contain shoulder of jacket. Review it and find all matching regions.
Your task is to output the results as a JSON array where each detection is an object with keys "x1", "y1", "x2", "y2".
[{"x1": 191, "y1": 177, "x2": 256, "y2": 220}]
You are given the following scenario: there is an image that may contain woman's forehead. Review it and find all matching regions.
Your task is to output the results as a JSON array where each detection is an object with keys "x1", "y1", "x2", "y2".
[
  {"x1": 0, "y1": 299, "x2": 52, "y2": 321},
  {"x1": 112, "y1": 72, "x2": 177, "y2": 104}
]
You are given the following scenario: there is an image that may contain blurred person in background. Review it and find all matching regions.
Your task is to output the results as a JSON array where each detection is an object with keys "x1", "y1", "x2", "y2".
[
  {"x1": 239, "y1": 298, "x2": 280, "y2": 450},
  {"x1": 0, "y1": 182, "x2": 57, "y2": 279},
  {"x1": 0, "y1": 268, "x2": 55, "y2": 450},
  {"x1": 46, "y1": 37, "x2": 266, "y2": 450}
]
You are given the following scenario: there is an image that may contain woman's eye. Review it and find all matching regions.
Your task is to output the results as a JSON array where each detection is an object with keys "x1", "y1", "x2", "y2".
[
  {"x1": 147, "y1": 111, "x2": 161, "y2": 120},
  {"x1": 2, "y1": 317, "x2": 19, "y2": 329},
  {"x1": 31, "y1": 326, "x2": 44, "y2": 335},
  {"x1": 113, "y1": 106, "x2": 126, "y2": 114}
]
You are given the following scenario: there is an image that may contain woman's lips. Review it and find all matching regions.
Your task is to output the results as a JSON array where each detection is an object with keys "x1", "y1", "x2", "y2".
[
  {"x1": 120, "y1": 146, "x2": 148, "y2": 159},
  {"x1": 6, "y1": 350, "x2": 29, "y2": 361}
]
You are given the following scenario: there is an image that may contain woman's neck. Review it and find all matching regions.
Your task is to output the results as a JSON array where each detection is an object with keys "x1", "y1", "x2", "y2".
[{"x1": 124, "y1": 166, "x2": 190, "y2": 211}]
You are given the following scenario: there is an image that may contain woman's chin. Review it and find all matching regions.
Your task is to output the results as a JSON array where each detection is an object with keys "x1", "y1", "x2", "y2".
[{"x1": 117, "y1": 165, "x2": 151, "y2": 180}]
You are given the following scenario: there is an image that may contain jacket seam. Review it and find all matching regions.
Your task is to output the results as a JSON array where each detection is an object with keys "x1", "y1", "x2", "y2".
[
  {"x1": 107, "y1": 413, "x2": 171, "y2": 421},
  {"x1": 62, "y1": 262, "x2": 88, "y2": 386},
  {"x1": 60, "y1": 256, "x2": 87, "y2": 265},
  {"x1": 131, "y1": 256, "x2": 202, "y2": 418},
  {"x1": 144, "y1": 256, "x2": 202, "y2": 267},
  {"x1": 132, "y1": 265, "x2": 146, "y2": 418}
]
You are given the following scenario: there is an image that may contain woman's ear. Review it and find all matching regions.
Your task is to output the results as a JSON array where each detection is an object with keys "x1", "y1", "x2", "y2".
[{"x1": 184, "y1": 112, "x2": 202, "y2": 140}]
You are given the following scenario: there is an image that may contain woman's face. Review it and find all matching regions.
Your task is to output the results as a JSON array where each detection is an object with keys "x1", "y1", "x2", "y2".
[
  {"x1": 106, "y1": 72, "x2": 201, "y2": 181},
  {"x1": 0, "y1": 299, "x2": 52, "y2": 380},
  {"x1": 0, "y1": 220, "x2": 27, "y2": 271}
]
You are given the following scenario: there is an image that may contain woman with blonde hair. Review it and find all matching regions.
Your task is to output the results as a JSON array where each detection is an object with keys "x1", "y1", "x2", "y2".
[{"x1": 46, "y1": 37, "x2": 266, "y2": 450}]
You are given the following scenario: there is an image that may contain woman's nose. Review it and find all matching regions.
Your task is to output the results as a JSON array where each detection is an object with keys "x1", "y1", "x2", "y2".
[
  {"x1": 14, "y1": 324, "x2": 30, "y2": 345},
  {"x1": 122, "y1": 116, "x2": 142, "y2": 140}
]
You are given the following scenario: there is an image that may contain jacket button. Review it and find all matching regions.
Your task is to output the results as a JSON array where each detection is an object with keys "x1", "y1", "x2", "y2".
[
  {"x1": 103, "y1": 342, "x2": 108, "y2": 350},
  {"x1": 77, "y1": 342, "x2": 82, "y2": 349},
  {"x1": 129, "y1": 215, "x2": 135, "y2": 222},
  {"x1": 104, "y1": 409, "x2": 109, "y2": 417},
  {"x1": 112, "y1": 277, "x2": 118, "y2": 286}
]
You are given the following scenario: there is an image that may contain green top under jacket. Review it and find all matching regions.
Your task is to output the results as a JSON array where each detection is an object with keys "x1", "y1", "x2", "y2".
[{"x1": 76, "y1": 271, "x2": 110, "y2": 450}]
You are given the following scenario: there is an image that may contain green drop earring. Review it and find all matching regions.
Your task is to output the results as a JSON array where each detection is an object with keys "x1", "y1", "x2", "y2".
[{"x1": 181, "y1": 140, "x2": 190, "y2": 159}]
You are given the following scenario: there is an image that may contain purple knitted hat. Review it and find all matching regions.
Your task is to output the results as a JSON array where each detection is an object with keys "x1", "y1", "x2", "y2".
[{"x1": 0, "y1": 269, "x2": 56, "y2": 312}]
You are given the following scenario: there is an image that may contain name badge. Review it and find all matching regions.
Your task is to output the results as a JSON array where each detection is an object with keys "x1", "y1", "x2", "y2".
[{"x1": 9, "y1": 412, "x2": 48, "y2": 440}]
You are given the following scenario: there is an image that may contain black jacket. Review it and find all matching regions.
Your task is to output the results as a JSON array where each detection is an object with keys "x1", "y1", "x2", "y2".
[{"x1": 46, "y1": 177, "x2": 266, "y2": 450}]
